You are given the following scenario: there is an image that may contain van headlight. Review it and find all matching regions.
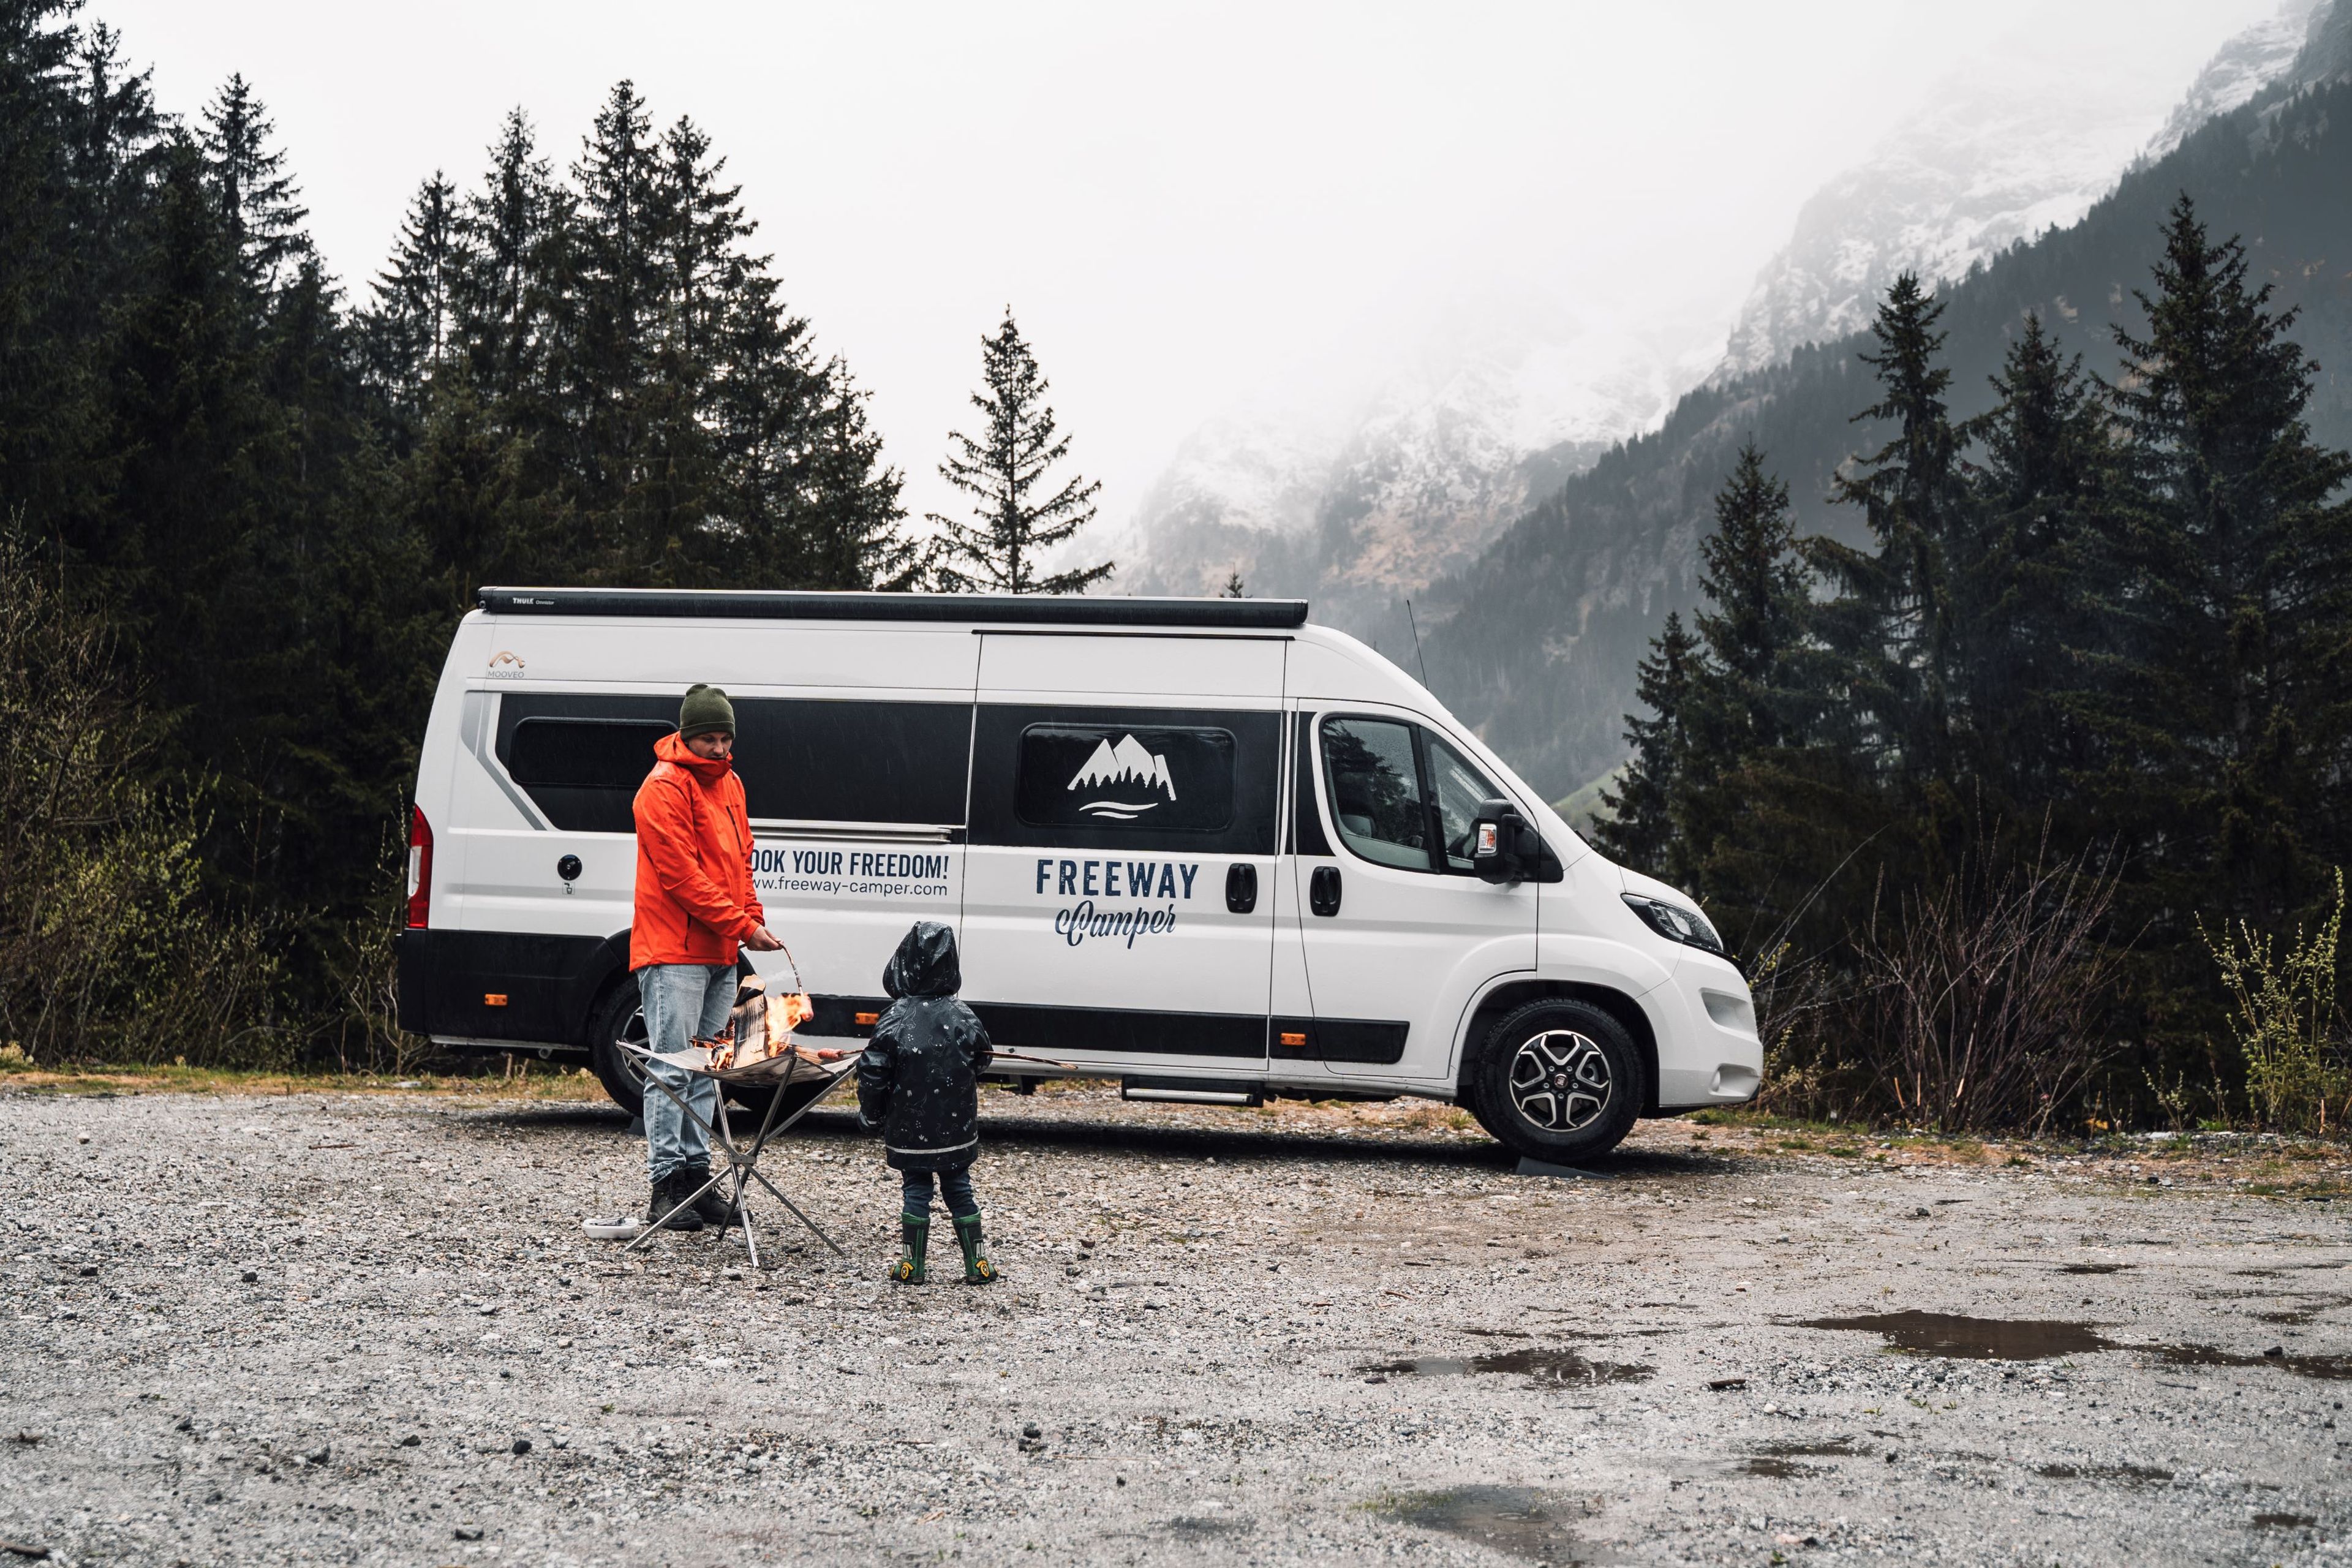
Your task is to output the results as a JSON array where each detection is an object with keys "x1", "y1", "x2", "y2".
[{"x1": 1621, "y1": 894, "x2": 1726, "y2": 957}]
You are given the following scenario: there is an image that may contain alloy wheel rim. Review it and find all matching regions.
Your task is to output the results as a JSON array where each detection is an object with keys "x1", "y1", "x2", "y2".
[
  {"x1": 1507, "y1": 1028, "x2": 1612, "y2": 1132},
  {"x1": 614, "y1": 1005, "x2": 650, "y2": 1091}
]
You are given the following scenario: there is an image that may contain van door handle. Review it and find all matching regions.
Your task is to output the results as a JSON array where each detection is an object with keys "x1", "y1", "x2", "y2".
[
  {"x1": 1310, "y1": 865, "x2": 1342, "y2": 917},
  {"x1": 1224, "y1": 862, "x2": 1257, "y2": 914}
]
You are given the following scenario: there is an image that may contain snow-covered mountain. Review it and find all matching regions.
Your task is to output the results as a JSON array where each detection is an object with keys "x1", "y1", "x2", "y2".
[
  {"x1": 1112, "y1": 293, "x2": 1721, "y2": 644},
  {"x1": 1714, "y1": 2, "x2": 2320, "y2": 383},
  {"x1": 1113, "y1": 4, "x2": 2313, "y2": 651},
  {"x1": 2141, "y1": 0, "x2": 2323, "y2": 162}
]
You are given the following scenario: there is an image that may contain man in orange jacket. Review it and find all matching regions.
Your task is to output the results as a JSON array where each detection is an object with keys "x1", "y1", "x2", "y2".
[{"x1": 632, "y1": 683, "x2": 783, "y2": 1230}]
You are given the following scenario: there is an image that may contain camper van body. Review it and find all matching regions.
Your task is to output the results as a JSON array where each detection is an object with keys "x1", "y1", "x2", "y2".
[{"x1": 397, "y1": 589, "x2": 1760, "y2": 1160}]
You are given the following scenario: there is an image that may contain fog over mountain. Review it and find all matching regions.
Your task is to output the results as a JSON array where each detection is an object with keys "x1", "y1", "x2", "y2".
[
  {"x1": 1113, "y1": 1, "x2": 2308, "y2": 657},
  {"x1": 1415, "y1": 0, "x2": 2352, "y2": 804}
]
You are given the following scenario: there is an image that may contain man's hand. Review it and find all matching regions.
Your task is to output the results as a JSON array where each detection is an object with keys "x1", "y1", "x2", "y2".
[{"x1": 742, "y1": 923, "x2": 785, "y2": 952}]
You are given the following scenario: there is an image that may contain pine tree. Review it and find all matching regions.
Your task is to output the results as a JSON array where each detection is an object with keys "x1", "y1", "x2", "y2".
[
  {"x1": 1595, "y1": 611, "x2": 1701, "y2": 878},
  {"x1": 454, "y1": 108, "x2": 557, "y2": 407},
  {"x1": 1691, "y1": 438, "x2": 1811, "y2": 753},
  {"x1": 786, "y1": 366, "x2": 921, "y2": 590},
  {"x1": 365, "y1": 171, "x2": 463, "y2": 415},
  {"x1": 1965, "y1": 313, "x2": 2114, "y2": 799},
  {"x1": 1810, "y1": 272, "x2": 1969, "y2": 777},
  {"x1": 2088, "y1": 195, "x2": 2352, "y2": 924},
  {"x1": 930, "y1": 311, "x2": 1110, "y2": 594},
  {"x1": 562, "y1": 79, "x2": 662, "y2": 570},
  {"x1": 197, "y1": 74, "x2": 307, "y2": 295}
]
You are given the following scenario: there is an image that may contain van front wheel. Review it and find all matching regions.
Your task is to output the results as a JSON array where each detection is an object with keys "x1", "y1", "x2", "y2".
[
  {"x1": 1468, "y1": 1000, "x2": 1642, "y2": 1164},
  {"x1": 586, "y1": 976, "x2": 649, "y2": 1119}
]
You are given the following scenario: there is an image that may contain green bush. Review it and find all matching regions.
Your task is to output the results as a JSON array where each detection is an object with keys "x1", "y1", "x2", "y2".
[
  {"x1": 2201, "y1": 869, "x2": 2350, "y2": 1134},
  {"x1": 0, "y1": 521, "x2": 279, "y2": 1066}
]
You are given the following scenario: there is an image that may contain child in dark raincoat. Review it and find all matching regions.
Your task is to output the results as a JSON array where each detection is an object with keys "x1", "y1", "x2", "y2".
[{"x1": 856, "y1": 922, "x2": 998, "y2": 1284}]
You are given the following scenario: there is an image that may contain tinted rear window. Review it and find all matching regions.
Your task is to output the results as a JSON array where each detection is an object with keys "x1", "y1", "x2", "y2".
[
  {"x1": 495, "y1": 694, "x2": 972, "y2": 831},
  {"x1": 508, "y1": 718, "x2": 674, "y2": 791}
]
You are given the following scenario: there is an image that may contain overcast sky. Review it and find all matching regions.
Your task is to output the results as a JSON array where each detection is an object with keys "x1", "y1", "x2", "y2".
[{"x1": 93, "y1": 0, "x2": 2278, "y2": 530}]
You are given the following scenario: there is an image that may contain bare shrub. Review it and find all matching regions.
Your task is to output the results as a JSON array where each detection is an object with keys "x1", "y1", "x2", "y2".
[
  {"x1": 1844, "y1": 837, "x2": 2130, "y2": 1134},
  {"x1": 1747, "y1": 941, "x2": 1863, "y2": 1122},
  {"x1": 0, "y1": 518, "x2": 280, "y2": 1066},
  {"x1": 320, "y1": 824, "x2": 436, "y2": 1076},
  {"x1": 2200, "y1": 868, "x2": 2348, "y2": 1134}
]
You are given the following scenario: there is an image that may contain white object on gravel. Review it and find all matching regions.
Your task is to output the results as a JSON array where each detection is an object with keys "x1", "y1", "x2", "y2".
[{"x1": 582, "y1": 1216, "x2": 643, "y2": 1241}]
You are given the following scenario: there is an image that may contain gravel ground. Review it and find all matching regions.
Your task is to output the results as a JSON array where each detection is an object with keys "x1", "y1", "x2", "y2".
[{"x1": 2, "y1": 1080, "x2": 2348, "y2": 1567}]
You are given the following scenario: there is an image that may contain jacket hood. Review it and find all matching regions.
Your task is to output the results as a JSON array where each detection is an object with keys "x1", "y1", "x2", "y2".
[
  {"x1": 883, "y1": 921, "x2": 960, "y2": 999},
  {"x1": 654, "y1": 728, "x2": 733, "y2": 781}
]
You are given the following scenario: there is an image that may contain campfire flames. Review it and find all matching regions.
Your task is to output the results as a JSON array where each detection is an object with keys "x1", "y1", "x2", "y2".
[{"x1": 698, "y1": 973, "x2": 815, "y2": 1072}]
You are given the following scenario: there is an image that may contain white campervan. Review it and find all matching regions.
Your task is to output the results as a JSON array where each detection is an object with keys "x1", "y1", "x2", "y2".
[{"x1": 397, "y1": 587, "x2": 1760, "y2": 1161}]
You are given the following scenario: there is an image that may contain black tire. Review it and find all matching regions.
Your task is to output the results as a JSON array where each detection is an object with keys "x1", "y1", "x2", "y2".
[
  {"x1": 586, "y1": 974, "x2": 648, "y2": 1118},
  {"x1": 1466, "y1": 999, "x2": 1643, "y2": 1164}
]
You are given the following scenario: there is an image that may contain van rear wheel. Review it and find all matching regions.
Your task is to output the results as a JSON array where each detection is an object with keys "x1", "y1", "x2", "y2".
[
  {"x1": 587, "y1": 976, "x2": 649, "y2": 1119},
  {"x1": 1468, "y1": 999, "x2": 1642, "y2": 1164}
]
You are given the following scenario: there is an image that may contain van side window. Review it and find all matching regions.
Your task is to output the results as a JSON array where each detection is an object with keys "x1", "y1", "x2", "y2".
[
  {"x1": 495, "y1": 695, "x2": 973, "y2": 831},
  {"x1": 1320, "y1": 718, "x2": 1431, "y2": 871},
  {"x1": 968, "y1": 706, "x2": 1280, "y2": 854},
  {"x1": 1015, "y1": 725, "x2": 1235, "y2": 832},
  {"x1": 508, "y1": 718, "x2": 676, "y2": 792},
  {"x1": 1424, "y1": 732, "x2": 1506, "y2": 874}
]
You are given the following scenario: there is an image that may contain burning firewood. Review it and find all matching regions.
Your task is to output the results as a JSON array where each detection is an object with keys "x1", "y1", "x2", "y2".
[{"x1": 697, "y1": 968, "x2": 815, "y2": 1072}]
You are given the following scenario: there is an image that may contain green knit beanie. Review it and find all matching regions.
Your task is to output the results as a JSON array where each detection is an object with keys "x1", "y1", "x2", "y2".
[{"x1": 679, "y1": 683, "x2": 736, "y2": 741}]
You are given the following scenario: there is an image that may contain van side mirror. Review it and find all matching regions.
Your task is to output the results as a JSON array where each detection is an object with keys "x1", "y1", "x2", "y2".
[{"x1": 1471, "y1": 797, "x2": 1536, "y2": 884}]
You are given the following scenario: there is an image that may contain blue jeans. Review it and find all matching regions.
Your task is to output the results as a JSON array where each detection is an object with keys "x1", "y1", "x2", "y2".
[
  {"x1": 636, "y1": 962, "x2": 735, "y2": 1183},
  {"x1": 902, "y1": 1165, "x2": 979, "y2": 1221}
]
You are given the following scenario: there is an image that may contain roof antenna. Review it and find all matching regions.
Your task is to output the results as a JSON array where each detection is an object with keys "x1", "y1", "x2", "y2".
[{"x1": 1405, "y1": 598, "x2": 1432, "y2": 693}]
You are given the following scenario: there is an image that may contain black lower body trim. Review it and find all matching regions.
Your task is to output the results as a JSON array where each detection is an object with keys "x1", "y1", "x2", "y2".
[
  {"x1": 398, "y1": 928, "x2": 622, "y2": 1046},
  {"x1": 967, "y1": 1001, "x2": 1267, "y2": 1060},
  {"x1": 1270, "y1": 1015, "x2": 1411, "y2": 1065}
]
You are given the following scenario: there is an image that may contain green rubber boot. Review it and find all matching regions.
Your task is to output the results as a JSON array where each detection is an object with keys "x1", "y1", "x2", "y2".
[
  {"x1": 952, "y1": 1213, "x2": 997, "y2": 1284},
  {"x1": 889, "y1": 1214, "x2": 929, "y2": 1284}
]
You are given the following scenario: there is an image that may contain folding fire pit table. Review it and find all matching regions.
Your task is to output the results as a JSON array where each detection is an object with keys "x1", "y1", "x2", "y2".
[{"x1": 622, "y1": 1039, "x2": 859, "y2": 1267}]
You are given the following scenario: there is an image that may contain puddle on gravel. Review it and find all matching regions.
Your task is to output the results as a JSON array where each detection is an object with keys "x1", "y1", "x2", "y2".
[
  {"x1": 1798, "y1": 1311, "x2": 2352, "y2": 1379},
  {"x1": 2150, "y1": 1343, "x2": 2352, "y2": 1380},
  {"x1": 1796, "y1": 1311, "x2": 2116, "y2": 1360},
  {"x1": 1375, "y1": 1487, "x2": 1624, "y2": 1566},
  {"x1": 2060, "y1": 1263, "x2": 2132, "y2": 1275},
  {"x1": 1754, "y1": 1438, "x2": 1867, "y2": 1458},
  {"x1": 2253, "y1": 1297, "x2": 2347, "y2": 1325},
  {"x1": 1736, "y1": 1457, "x2": 1822, "y2": 1478},
  {"x1": 2038, "y1": 1462, "x2": 2174, "y2": 1486},
  {"x1": 1165, "y1": 1515, "x2": 1250, "y2": 1537},
  {"x1": 1359, "y1": 1348, "x2": 1653, "y2": 1387},
  {"x1": 2253, "y1": 1512, "x2": 2318, "y2": 1530}
]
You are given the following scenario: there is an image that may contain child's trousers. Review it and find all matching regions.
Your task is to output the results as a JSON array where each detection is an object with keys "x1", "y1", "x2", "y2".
[{"x1": 901, "y1": 1164, "x2": 979, "y2": 1221}]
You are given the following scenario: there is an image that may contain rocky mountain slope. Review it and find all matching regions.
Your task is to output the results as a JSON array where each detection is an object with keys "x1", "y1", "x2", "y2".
[{"x1": 1420, "y1": 25, "x2": 2352, "y2": 804}]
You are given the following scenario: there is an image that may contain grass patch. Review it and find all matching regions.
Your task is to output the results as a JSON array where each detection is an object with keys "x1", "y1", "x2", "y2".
[{"x1": 0, "y1": 1060, "x2": 609, "y2": 1101}]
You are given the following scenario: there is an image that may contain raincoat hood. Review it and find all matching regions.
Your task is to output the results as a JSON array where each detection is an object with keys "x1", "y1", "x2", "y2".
[
  {"x1": 883, "y1": 921, "x2": 961, "y2": 1000},
  {"x1": 653, "y1": 728, "x2": 733, "y2": 782}
]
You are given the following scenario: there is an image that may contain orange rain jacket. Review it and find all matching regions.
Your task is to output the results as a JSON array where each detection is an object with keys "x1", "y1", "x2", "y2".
[{"x1": 630, "y1": 731, "x2": 767, "y2": 970}]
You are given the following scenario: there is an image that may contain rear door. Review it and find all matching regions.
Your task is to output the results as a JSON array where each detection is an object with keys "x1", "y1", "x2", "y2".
[
  {"x1": 959, "y1": 633, "x2": 1286, "y2": 1075},
  {"x1": 1287, "y1": 706, "x2": 1540, "y2": 1081}
]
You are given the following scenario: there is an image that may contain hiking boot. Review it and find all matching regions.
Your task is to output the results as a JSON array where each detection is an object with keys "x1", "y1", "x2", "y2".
[
  {"x1": 889, "y1": 1214, "x2": 929, "y2": 1284},
  {"x1": 645, "y1": 1172, "x2": 704, "y2": 1232},
  {"x1": 952, "y1": 1213, "x2": 997, "y2": 1284},
  {"x1": 677, "y1": 1164, "x2": 739, "y2": 1228}
]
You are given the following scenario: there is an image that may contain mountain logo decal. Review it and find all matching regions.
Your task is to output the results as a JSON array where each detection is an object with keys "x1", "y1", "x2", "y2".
[{"x1": 1068, "y1": 734, "x2": 1178, "y2": 819}]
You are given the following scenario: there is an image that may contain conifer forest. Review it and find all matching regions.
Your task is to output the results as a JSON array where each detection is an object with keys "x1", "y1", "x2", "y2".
[{"x1": 5, "y1": 0, "x2": 2352, "y2": 1143}]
